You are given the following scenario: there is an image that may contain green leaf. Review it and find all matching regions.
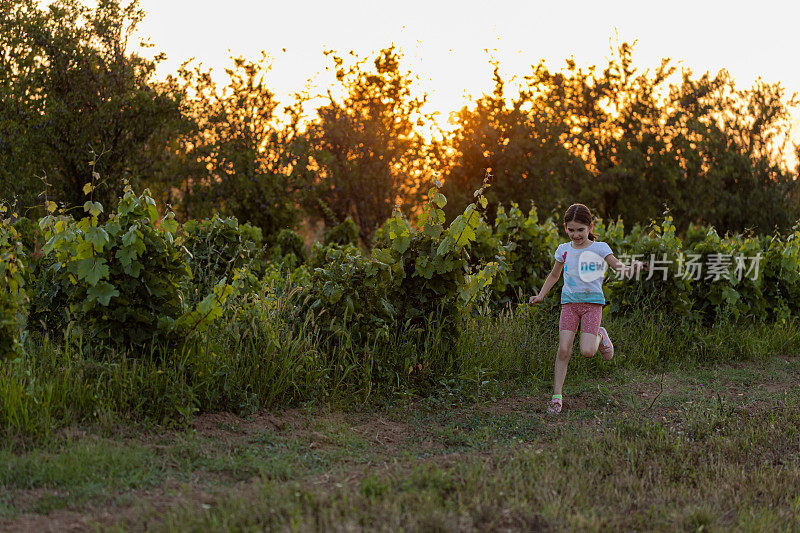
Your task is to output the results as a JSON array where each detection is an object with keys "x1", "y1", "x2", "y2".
[
  {"x1": 115, "y1": 245, "x2": 138, "y2": 266},
  {"x1": 85, "y1": 226, "x2": 109, "y2": 250},
  {"x1": 126, "y1": 260, "x2": 142, "y2": 278},
  {"x1": 74, "y1": 241, "x2": 94, "y2": 260},
  {"x1": 415, "y1": 256, "x2": 435, "y2": 279},
  {"x1": 160, "y1": 216, "x2": 178, "y2": 234},
  {"x1": 83, "y1": 201, "x2": 103, "y2": 217},
  {"x1": 173, "y1": 282, "x2": 235, "y2": 335},
  {"x1": 449, "y1": 215, "x2": 466, "y2": 236},
  {"x1": 423, "y1": 224, "x2": 443, "y2": 240},
  {"x1": 147, "y1": 204, "x2": 159, "y2": 223},
  {"x1": 122, "y1": 227, "x2": 139, "y2": 246},
  {"x1": 105, "y1": 219, "x2": 121, "y2": 237},
  {"x1": 87, "y1": 281, "x2": 119, "y2": 306},
  {"x1": 436, "y1": 235, "x2": 455, "y2": 256},
  {"x1": 455, "y1": 224, "x2": 476, "y2": 248},
  {"x1": 76, "y1": 257, "x2": 109, "y2": 286},
  {"x1": 392, "y1": 235, "x2": 411, "y2": 254},
  {"x1": 76, "y1": 217, "x2": 92, "y2": 232},
  {"x1": 118, "y1": 198, "x2": 136, "y2": 216}
]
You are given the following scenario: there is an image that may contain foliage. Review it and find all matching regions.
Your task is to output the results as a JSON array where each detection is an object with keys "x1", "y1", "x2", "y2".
[
  {"x1": 604, "y1": 215, "x2": 694, "y2": 319},
  {"x1": 182, "y1": 215, "x2": 264, "y2": 305},
  {"x1": 682, "y1": 226, "x2": 744, "y2": 324},
  {"x1": 438, "y1": 42, "x2": 799, "y2": 234},
  {"x1": 759, "y1": 230, "x2": 800, "y2": 323},
  {"x1": 382, "y1": 183, "x2": 500, "y2": 343},
  {"x1": 305, "y1": 244, "x2": 395, "y2": 349},
  {"x1": 39, "y1": 183, "x2": 192, "y2": 348},
  {"x1": 165, "y1": 53, "x2": 299, "y2": 239},
  {"x1": 295, "y1": 46, "x2": 433, "y2": 241},
  {"x1": 303, "y1": 181, "x2": 500, "y2": 376},
  {"x1": 307, "y1": 241, "x2": 361, "y2": 271},
  {"x1": 0, "y1": 0, "x2": 189, "y2": 211},
  {"x1": 438, "y1": 63, "x2": 584, "y2": 223},
  {"x1": 270, "y1": 228, "x2": 307, "y2": 268},
  {"x1": 11, "y1": 217, "x2": 71, "y2": 336},
  {"x1": 490, "y1": 204, "x2": 561, "y2": 308},
  {"x1": 0, "y1": 214, "x2": 28, "y2": 358},
  {"x1": 324, "y1": 218, "x2": 359, "y2": 247}
]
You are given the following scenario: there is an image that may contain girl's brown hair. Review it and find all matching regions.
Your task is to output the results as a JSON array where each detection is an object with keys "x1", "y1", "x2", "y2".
[{"x1": 564, "y1": 203, "x2": 597, "y2": 241}]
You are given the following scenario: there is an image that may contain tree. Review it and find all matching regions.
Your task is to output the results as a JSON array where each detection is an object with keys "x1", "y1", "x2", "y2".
[
  {"x1": 163, "y1": 53, "x2": 299, "y2": 240},
  {"x1": 439, "y1": 41, "x2": 799, "y2": 234},
  {"x1": 294, "y1": 46, "x2": 432, "y2": 241},
  {"x1": 0, "y1": 0, "x2": 189, "y2": 211},
  {"x1": 437, "y1": 61, "x2": 590, "y2": 223},
  {"x1": 666, "y1": 70, "x2": 799, "y2": 232}
]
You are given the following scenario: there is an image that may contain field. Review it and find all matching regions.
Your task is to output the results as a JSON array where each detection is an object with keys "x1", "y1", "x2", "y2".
[
  {"x1": 4, "y1": 187, "x2": 800, "y2": 531},
  {"x1": 2, "y1": 329, "x2": 799, "y2": 532}
]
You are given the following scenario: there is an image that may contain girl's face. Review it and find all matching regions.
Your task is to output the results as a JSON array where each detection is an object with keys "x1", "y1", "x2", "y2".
[{"x1": 565, "y1": 220, "x2": 591, "y2": 246}]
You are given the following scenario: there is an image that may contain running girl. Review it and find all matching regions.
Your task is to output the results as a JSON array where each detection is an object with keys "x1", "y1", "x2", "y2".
[{"x1": 529, "y1": 203, "x2": 644, "y2": 414}]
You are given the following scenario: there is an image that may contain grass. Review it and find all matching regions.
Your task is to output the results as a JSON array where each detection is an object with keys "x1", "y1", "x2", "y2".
[
  {"x1": 0, "y1": 353, "x2": 798, "y2": 531},
  {"x1": 3, "y1": 307, "x2": 800, "y2": 439},
  {"x1": 2, "y1": 305, "x2": 799, "y2": 529}
]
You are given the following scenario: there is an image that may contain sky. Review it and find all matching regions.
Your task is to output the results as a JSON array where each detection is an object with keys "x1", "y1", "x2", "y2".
[{"x1": 132, "y1": 0, "x2": 800, "y2": 165}]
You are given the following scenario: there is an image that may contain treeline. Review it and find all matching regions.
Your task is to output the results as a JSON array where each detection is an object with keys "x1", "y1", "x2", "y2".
[{"x1": 2, "y1": 0, "x2": 799, "y2": 244}]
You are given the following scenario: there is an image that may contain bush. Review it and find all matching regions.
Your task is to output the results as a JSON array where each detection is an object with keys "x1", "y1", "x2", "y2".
[
  {"x1": 323, "y1": 218, "x2": 359, "y2": 247},
  {"x1": 759, "y1": 229, "x2": 800, "y2": 323},
  {"x1": 39, "y1": 186, "x2": 191, "y2": 349},
  {"x1": 182, "y1": 215, "x2": 264, "y2": 304},
  {"x1": 0, "y1": 216, "x2": 27, "y2": 358},
  {"x1": 604, "y1": 215, "x2": 694, "y2": 319},
  {"x1": 270, "y1": 228, "x2": 307, "y2": 267},
  {"x1": 303, "y1": 181, "x2": 500, "y2": 367},
  {"x1": 10, "y1": 217, "x2": 70, "y2": 336},
  {"x1": 491, "y1": 204, "x2": 560, "y2": 308},
  {"x1": 684, "y1": 226, "x2": 746, "y2": 324}
]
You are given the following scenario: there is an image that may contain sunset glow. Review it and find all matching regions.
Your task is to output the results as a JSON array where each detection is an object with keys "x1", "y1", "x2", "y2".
[{"x1": 133, "y1": 0, "x2": 800, "y2": 165}]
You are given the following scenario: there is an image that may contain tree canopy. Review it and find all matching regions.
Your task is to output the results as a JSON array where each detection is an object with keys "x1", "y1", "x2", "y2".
[
  {"x1": 1, "y1": 3, "x2": 797, "y2": 238},
  {"x1": 0, "y1": 0, "x2": 189, "y2": 212}
]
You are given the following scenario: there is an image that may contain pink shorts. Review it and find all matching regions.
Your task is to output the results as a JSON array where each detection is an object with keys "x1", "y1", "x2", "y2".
[{"x1": 559, "y1": 303, "x2": 603, "y2": 335}]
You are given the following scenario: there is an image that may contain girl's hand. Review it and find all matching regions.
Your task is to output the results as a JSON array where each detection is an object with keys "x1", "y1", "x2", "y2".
[{"x1": 529, "y1": 294, "x2": 544, "y2": 305}]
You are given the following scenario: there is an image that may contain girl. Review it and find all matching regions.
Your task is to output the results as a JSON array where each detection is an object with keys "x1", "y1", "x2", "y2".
[{"x1": 529, "y1": 203, "x2": 644, "y2": 414}]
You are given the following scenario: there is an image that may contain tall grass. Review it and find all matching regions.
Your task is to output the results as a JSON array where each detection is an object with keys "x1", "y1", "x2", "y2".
[{"x1": 2, "y1": 290, "x2": 800, "y2": 439}]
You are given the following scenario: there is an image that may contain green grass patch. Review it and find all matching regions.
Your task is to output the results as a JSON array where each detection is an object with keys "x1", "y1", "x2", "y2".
[{"x1": 0, "y1": 355, "x2": 798, "y2": 530}]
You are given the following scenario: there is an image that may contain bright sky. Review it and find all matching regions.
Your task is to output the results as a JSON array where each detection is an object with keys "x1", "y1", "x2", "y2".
[{"x1": 133, "y1": 0, "x2": 800, "y2": 166}]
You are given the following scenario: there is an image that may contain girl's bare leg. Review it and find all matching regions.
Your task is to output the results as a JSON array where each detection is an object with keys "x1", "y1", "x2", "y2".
[
  {"x1": 554, "y1": 329, "x2": 577, "y2": 395},
  {"x1": 578, "y1": 331, "x2": 602, "y2": 357}
]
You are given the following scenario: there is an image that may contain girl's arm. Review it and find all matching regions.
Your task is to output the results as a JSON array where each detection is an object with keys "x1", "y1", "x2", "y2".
[
  {"x1": 605, "y1": 254, "x2": 646, "y2": 278},
  {"x1": 529, "y1": 261, "x2": 564, "y2": 304}
]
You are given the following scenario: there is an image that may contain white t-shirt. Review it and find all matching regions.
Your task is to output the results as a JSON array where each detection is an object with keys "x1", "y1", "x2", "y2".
[{"x1": 554, "y1": 240, "x2": 613, "y2": 304}]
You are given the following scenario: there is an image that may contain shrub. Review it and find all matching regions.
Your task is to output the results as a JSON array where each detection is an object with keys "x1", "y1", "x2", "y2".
[
  {"x1": 303, "y1": 181, "x2": 500, "y2": 363},
  {"x1": 491, "y1": 204, "x2": 560, "y2": 308},
  {"x1": 270, "y1": 228, "x2": 307, "y2": 267},
  {"x1": 760, "y1": 229, "x2": 800, "y2": 323},
  {"x1": 10, "y1": 217, "x2": 69, "y2": 336},
  {"x1": 182, "y1": 215, "x2": 264, "y2": 304},
  {"x1": 39, "y1": 186, "x2": 191, "y2": 349},
  {"x1": 0, "y1": 215, "x2": 27, "y2": 358},
  {"x1": 605, "y1": 215, "x2": 694, "y2": 319},
  {"x1": 323, "y1": 218, "x2": 359, "y2": 247}
]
